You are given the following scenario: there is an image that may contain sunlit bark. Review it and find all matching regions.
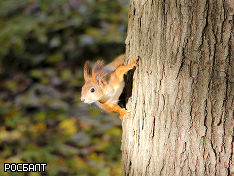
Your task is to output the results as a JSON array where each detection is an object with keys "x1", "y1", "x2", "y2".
[{"x1": 122, "y1": 1, "x2": 233, "y2": 175}]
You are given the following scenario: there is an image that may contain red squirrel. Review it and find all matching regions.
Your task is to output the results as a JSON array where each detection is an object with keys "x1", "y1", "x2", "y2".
[{"x1": 80, "y1": 54, "x2": 140, "y2": 120}]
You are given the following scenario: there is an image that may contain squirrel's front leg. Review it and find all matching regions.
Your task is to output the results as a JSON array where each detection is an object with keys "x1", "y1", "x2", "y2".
[
  {"x1": 114, "y1": 56, "x2": 140, "y2": 79},
  {"x1": 99, "y1": 102, "x2": 129, "y2": 120}
]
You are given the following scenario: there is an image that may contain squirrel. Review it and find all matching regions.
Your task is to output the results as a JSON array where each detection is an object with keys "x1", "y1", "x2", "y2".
[{"x1": 80, "y1": 54, "x2": 140, "y2": 120}]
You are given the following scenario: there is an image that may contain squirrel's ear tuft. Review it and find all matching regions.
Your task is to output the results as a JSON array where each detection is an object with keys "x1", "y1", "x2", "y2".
[
  {"x1": 92, "y1": 60, "x2": 104, "y2": 83},
  {"x1": 84, "y1": 61, "x2": 91, "y2": 81},
  {"x1": 92, "y1": 60, "x2": 104, "y2": 74}
]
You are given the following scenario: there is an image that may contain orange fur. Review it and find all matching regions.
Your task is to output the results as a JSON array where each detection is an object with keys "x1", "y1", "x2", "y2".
[
  {"x1": 81, "y1": 55, "x2": 140, "y2": 120},
  {"x1": 84, "y1": 61, "x2": 91, "y2": 81}
]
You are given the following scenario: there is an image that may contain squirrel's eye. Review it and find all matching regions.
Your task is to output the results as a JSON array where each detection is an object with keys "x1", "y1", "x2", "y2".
[{"x1": 90, "y1": 88, "x2": 95, "y2": 93}]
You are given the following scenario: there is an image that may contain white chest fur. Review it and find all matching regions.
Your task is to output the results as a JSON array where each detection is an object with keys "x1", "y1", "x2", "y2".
[{"x1": 105, "y1": 81, "x2": 125, "y2": 104}]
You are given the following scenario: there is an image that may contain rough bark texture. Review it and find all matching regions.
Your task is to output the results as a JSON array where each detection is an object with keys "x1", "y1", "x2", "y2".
[{"x1": 121, "y1": 0, "x2": 233, "y2": 176}]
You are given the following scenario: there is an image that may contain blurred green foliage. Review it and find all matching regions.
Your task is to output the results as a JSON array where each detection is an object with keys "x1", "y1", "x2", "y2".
[
  {"x1": 0, "y1": 0, "x2": 128, "y2": 175},
  {"x1": 0, "y1": 0, "x2": 128, "y2": 73}
]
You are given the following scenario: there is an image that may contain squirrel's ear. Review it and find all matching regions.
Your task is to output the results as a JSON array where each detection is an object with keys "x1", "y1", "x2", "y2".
[
  {"x1": 92, "y1": 60, "x2": 104, "y2": 82},
  {"x1": 84, "y1": 61, "x2": 91, "y2": 81}
]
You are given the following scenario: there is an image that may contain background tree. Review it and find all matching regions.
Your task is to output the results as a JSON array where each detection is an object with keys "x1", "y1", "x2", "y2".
[{"x1": 122, "y1": 0, "x2": 233, "y2": 175}]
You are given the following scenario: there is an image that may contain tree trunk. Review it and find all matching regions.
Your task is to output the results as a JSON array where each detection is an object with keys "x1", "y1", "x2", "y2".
[{"x1": 121, "y1": 1, "x2": 233, "y2": 176}]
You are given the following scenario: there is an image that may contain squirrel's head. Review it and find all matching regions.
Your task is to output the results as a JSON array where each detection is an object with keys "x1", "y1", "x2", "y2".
[{"x1": 80, "y1": 60, "x2": 106, "y2": 104}]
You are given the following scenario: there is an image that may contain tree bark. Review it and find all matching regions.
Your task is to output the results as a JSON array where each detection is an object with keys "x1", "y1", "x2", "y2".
[{"x1": 121, "y1": 0, "x2": 233, "y2": 176}]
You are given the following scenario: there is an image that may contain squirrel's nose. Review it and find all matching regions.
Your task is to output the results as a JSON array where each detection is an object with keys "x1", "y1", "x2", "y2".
[{"x1": 80, "y1": 97, "x2": 84, "y2": 102}]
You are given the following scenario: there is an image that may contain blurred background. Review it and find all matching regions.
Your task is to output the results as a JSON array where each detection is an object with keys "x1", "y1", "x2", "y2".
[{"x1": 0, "y1": 0, "x2": 128, "y2": 175}]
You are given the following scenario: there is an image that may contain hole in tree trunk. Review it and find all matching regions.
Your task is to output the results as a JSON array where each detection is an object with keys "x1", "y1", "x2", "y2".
[{"x1": 118, "y1": 68, "x2": 136, "y2": 109}]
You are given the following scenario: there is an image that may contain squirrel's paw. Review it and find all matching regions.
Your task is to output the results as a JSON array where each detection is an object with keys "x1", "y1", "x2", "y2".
[
  {"x1": 119, "y1": 109, "x2": 130, "y2": 120},
  {"x1": 130, "y1": 56, "x2": 141, "y2": 68}
]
